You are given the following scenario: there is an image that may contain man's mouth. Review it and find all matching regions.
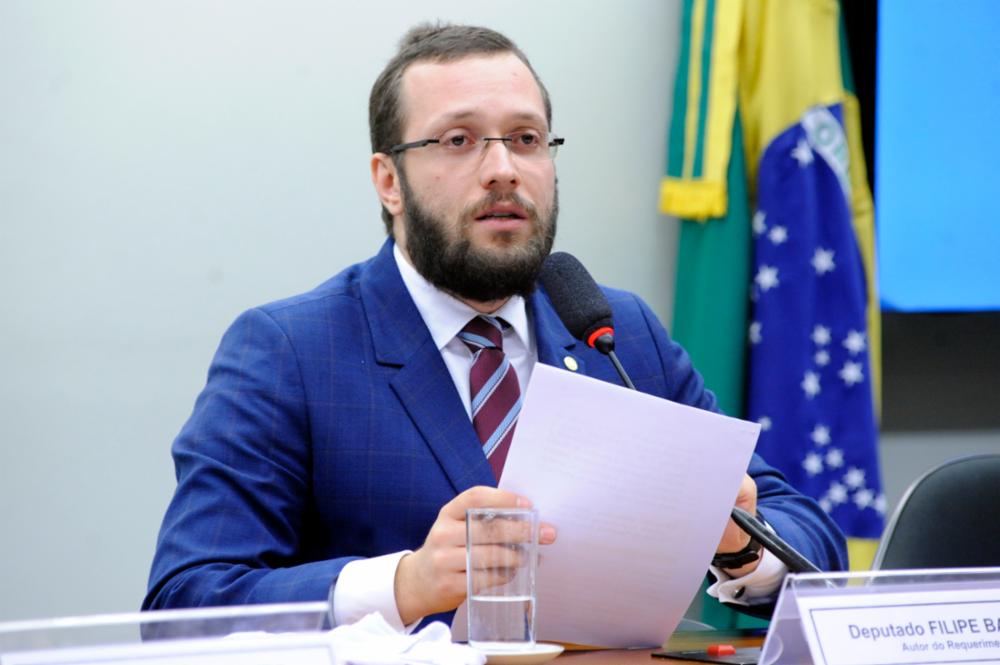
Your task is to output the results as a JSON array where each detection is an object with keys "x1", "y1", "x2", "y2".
[{"x1": 474, "y1": 204, "x2": 528, "y2": 222}]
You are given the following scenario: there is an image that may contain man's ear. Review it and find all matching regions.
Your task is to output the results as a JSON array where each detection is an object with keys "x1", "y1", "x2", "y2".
[{"x1": 371, "y1": 153, "x2": 403, "y2": 218}]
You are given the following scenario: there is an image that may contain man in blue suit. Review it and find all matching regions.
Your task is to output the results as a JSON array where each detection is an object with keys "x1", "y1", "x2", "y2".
[{"x1": 145, "y1": 23, "x2": 847, "y2": 630}]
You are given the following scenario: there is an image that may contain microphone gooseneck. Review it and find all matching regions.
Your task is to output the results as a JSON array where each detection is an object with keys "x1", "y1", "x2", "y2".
[{"x1": 731, "y1": 507, "x2": 823, "y2": 574}]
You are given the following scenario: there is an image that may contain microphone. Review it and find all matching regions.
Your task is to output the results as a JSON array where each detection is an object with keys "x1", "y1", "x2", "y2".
[
  {"x1": 538, "y1": 252, "x2": 636, "y2": 390},
  {"x1": 539, "y1": 252, "x2": 824, "y2": 576}
]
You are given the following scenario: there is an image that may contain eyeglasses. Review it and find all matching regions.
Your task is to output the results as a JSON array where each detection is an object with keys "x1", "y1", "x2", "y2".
[{"x1": 389, "y1": 129, "x2": 564, "y2": 161}]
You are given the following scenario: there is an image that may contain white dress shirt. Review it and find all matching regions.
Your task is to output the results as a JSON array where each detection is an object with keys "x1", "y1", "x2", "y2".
[
  {"x1": 331, "y1": 245, "x2": 537, "y2": 632},
  {"x1": 709, "y1": 537, "x2": 787, "y2": 605},
  {"x1": 331, "y1": 245, "x2": 785, "y2": 630}
]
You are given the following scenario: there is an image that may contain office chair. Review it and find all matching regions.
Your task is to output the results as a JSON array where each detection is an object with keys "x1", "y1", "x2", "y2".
[{"x1": 871, "y1": 454, "x2": 1000, "y2": 570}]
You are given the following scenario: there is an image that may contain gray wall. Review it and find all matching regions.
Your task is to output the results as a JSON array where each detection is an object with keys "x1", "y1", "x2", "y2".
[
  {"x1": 0, "y1": 1, "x2": 682, "y2": 621},
  {"x1": 2, "y1": 0, "x2": 997, "y2": 626}
]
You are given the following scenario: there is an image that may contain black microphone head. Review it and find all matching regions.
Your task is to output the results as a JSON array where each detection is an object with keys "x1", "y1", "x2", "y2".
[{"x1": 538, "y1": 252, "x2": 615, "y2": 349}]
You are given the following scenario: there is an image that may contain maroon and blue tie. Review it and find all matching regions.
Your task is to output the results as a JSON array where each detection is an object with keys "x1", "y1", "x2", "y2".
[{"x1": 458, "y1": 316, "x2": 522, "y2": 480}]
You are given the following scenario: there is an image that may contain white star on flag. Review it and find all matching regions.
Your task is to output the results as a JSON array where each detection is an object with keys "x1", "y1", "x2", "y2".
[
  {"x1": 843, "y1": 330, "x2": 867, "y2": 355},
  {"x1": 873, "y1": 494, "x2": 887, "y2": 515},
  {"x1": 811, "y1": 325, "x2": 831, "y2": 346},
  {"x1": 803, "y1": 452, "x2": 823, "y2": 476},
  {"x1": 801, "y1": 371, "x2": 821, "y2": 398},
  {"x1": 844, "y1": 467, "x2": 866, "y2": 489},
  {"x1": 757, "y1": 415, "x2": 772, "y2": 431},
  {"x1": 854, "y1": 489, "x2": 875, "y2": 510},
  {"x1": 792, "y1": 138, "x2": 814, "y2": 167},
  {"x1": 838, "y1": 361, "x2": 864, "y2": 386},
  {"x1": 811, "y1": 424, "x2": 831, "y2": 446},
  {"x1": 755, "y1": 265, "x2": 780, "y2": 292},
  {"x1": 752, "y1": 210, "x2": 767, "y2": 236},
  {"x1": 749, "y1": 321, "x2": 763, "y2": 344},
  {"x1": 828, "y1": 482, "x2": 848, "y2": 504},
  {"x1": 815, "y1": 350, "x2": 830, "y2": 366},
  {"x1": 811, "y1": 248, "x2": 836, "y2": 275},
  {"x1": 768, "y1": 226, "x2": 788, "y2": 245},
  {"x1": 819, "y1": 497, "x2": 833, "y2": 513},
  {"x1": 826, "y1": 448, "x2": 845, "y2": 469}
]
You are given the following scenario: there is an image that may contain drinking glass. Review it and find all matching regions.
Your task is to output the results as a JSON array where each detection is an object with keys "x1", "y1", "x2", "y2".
[{"x1": 466, "y1": 507, "x2": 539, "y2": 651}]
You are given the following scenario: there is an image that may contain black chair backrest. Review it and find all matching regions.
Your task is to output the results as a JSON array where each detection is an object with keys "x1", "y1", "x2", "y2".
[{"x1": 872, "y1": 454, "x2": 1000, "y2": 570}]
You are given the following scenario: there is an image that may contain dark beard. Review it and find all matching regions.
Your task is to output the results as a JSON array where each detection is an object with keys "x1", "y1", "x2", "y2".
[{"x1": 399, "y1": 172, "x2": 558, "y2": 303}]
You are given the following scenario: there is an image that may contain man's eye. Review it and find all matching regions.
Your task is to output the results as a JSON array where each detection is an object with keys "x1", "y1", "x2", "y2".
[
  {"x1": 515, "y1": 132, "x2": 541, "y2": 146},
  {"x1": 441, "y1": 132, "x2": 475, "y2": 149}
]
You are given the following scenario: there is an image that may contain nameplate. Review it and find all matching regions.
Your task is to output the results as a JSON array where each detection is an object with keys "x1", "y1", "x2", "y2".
[
  {"x1": 1, "y1": 632, "x2": 334, "y2": 665},
  {"x1": 796, "y1": 587, "x2": 1000, "y2": 665}
]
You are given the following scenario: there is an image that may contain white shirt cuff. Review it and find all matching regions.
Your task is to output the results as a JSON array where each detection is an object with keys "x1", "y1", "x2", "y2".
[
  {"x1": 330, "y1": 551, "x2": 421, "y2": 633},
  {"x1": 706, "y1": 548, "x2": 788, "y2": 605}
]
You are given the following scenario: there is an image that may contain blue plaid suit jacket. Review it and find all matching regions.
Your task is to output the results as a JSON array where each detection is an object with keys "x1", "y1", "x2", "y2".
[{"x1": 144, "y1": 238, "x2": 846, "y2": 623}]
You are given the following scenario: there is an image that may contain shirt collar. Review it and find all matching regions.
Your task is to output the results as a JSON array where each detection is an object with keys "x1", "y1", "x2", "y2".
[{"x1": 393, "y1": 242, "x2": 530, "y2": 351}]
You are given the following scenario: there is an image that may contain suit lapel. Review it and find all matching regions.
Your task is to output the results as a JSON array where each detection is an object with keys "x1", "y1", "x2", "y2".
[
  {"x1": 530, "y1": 287, "x2": 585, "y2": 374},
  {"x1": 360, "y1": 239, "x2": 495, "y2": 492}
]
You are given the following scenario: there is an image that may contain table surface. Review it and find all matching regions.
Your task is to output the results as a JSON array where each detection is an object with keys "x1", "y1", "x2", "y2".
[{"x1": 556, "y1": 630, "x2": 765, "y2": 665}]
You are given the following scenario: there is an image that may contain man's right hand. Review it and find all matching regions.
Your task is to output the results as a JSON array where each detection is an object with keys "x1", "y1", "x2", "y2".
[{"x1": 393, "y1": 486, "x2": 557, "y2": 626}]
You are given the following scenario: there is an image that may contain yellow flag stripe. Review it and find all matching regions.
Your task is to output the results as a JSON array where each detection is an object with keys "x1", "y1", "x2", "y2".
[
  {"x1": 702, "y1": 0, "x2": 742, "y2": 198},
  {"x1": 683, "y1": 0, "x2": 708, "y2": 180}
]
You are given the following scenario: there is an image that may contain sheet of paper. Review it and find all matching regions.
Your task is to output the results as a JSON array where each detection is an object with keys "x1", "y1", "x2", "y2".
[{"x1": 453, "y1": 363, "x2": 760, "y2": 648}]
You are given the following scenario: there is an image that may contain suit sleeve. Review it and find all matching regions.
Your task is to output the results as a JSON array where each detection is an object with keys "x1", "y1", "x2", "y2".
[
  {"x1": 144, "y1": 308, "x2": 354, "y2": 609},
  {"x1": 632, "y1": 294, "x2": 849, "y2": 576}
]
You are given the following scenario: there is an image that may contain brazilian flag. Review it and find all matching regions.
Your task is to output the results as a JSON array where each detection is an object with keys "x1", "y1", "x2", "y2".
[{"x1": 661, "y1": 0, "x2": 882, "y2": 629}]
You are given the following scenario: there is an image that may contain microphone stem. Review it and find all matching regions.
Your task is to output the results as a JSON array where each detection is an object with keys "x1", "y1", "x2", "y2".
[
  {"x1": 730, "y1": 506, "x2": 822, "y2": 574},
  {"x1": 607, "y1": 350, "x2": 637, "y2": 390}
]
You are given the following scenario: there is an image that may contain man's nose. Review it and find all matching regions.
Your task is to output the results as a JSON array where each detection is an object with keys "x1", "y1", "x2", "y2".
[{"x1": 478, "y1": 140, "x2": 520, "y2": 190}]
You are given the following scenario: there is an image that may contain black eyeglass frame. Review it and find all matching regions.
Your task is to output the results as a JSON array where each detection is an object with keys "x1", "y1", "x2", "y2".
[{"x1": 388, "y1": 135, "x2": 565, "y2": 157}]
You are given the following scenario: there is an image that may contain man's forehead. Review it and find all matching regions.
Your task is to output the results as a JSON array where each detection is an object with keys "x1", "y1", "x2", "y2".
[
  {"x1": 398, "y1": 53, "x2": 547, "y2": 131},
  {"x1": 433, "y1": 108, "x2": 545, "y2": 126}
]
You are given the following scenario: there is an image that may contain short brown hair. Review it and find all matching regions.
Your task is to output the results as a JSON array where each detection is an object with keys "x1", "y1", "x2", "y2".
[{"x1": 369, "y1": 23, "x2": 552, "y2": 232}]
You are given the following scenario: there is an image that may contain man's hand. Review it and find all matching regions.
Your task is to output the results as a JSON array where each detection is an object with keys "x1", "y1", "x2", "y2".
[
  {"x1": 714, "y1": 474, "x2": 761, "y2": 577},
  {"x1": 393, "y1": 486, "x2": 557, "y2": 626}
]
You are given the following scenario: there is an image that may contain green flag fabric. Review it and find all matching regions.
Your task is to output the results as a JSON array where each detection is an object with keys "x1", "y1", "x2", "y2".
[{"x1": 662, "y1": 0, "x2": 762, "y2": 630}]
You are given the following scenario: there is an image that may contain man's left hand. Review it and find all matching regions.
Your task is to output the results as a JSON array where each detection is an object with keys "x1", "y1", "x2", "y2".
[{"x1": 714, "y1": 474, "x2": 761, "y2": 577}]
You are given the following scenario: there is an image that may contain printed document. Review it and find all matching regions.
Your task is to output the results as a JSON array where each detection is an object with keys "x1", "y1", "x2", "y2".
[{"x1": 454, "y1": 363, "x2": 760, "y2": 648}]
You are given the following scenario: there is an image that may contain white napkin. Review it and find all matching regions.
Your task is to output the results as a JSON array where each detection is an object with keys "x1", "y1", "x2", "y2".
[{"x1": 327, "y1": 613, "x2": 486, "y2": 665}]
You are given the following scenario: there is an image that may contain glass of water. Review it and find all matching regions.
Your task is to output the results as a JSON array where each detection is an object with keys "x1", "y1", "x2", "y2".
[{"x1": 466, "y1": 507, "x2": 539, "y2": 651}]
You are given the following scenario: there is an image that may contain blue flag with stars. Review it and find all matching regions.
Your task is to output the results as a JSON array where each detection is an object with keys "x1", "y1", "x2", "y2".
[{"x1": 747, "y1": 105, "x2": 884, "y2": 539}]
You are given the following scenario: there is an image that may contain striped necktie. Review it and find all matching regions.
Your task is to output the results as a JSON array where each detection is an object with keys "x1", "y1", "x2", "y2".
[{"x1": 458, "y1": 315, "x2": 522, "y2": 480}]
